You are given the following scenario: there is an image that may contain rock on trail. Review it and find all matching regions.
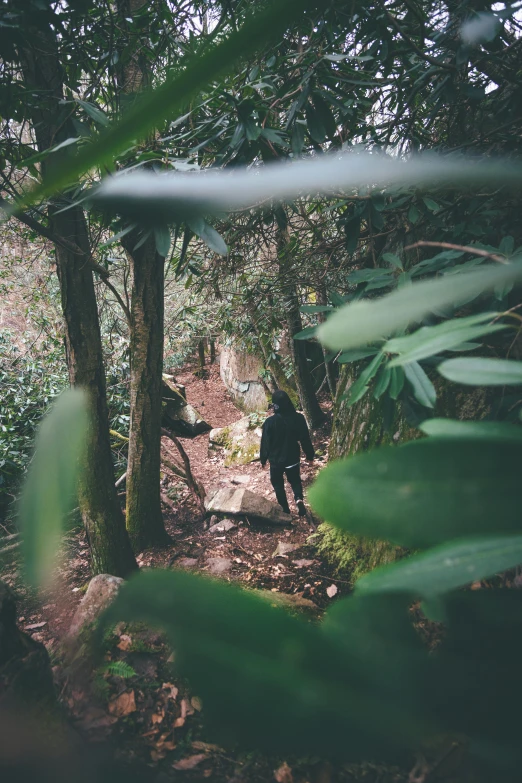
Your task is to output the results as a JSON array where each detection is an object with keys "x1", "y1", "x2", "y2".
[{"x1": 204, "y1": 486, "x2": 292, "y2": 526}]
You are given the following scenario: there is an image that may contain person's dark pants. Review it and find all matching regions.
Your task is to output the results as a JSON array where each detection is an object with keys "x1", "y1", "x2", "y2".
[{"x1": 269, "y1": 463, "x2": 303, "y2": 513}]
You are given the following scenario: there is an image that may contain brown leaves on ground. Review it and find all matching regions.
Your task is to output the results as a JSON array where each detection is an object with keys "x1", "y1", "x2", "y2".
[
  {"x1": 274, "y1": 761, "x2": 293, "y2": 782},
  {"x1": 172, "y1": 753, "x2": 207, "y2": 770},
  {"x1": 108, "y1": 689, "x2": 136, "y2": 717}
]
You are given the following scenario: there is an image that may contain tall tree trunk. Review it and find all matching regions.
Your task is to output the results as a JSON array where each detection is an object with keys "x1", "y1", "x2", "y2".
[
  {"x1": 116, "y1": 0, "x2": 169, "y2": 549},
  {"x1": 123, "y1": 233, "x2": 168, "y2": 550},
  {"x1": 53, "y1": 208, "x2": 138, "y2": 575},
  {"x1": 20, "y1": 17, "x2": 137, "y2": 576},
  {"x1": 316, "y1": 284, "x2": 337, "y2": 399},
  {"x1": 209, "y1": 338, "x2": 216, "y2": 365},
  {"x1": 277, "y1": 227, "x2": 325, "y2": 428},
  {"x1": 197, "y1": 339, "x2": 206, "y2": 377}
]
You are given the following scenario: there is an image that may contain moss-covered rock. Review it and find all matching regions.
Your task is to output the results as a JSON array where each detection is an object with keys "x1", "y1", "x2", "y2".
[{"x1": 208, "y1": 415, "x2": 266, "y2": 467}]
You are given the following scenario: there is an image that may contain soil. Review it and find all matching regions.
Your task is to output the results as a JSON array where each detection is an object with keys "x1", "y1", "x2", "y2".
[{"x1": 0, "y1": 361, "x2": 410, "y2": 783}]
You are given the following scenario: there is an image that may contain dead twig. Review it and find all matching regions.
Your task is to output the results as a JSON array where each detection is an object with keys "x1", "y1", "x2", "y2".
[{"x1": 403, "y1": 240, "x2": 507, "y2": 264}]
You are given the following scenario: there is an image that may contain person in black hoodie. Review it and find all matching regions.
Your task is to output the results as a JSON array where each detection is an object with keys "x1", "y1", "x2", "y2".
[{"x1": 260, "y1": 390, "x2": 315, "y2": 516}]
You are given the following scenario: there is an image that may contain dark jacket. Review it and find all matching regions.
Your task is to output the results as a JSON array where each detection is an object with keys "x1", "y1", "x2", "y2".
[{"x1": 260, "y1": 411, "x2": 314, "y2": 467}]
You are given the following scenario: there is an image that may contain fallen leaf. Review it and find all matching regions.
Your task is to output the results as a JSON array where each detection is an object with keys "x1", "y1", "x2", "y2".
[
  {"x1": 273, "y1": 542, "x2": 298, "y2": 557},
  {"x1": 191, "y1": 696, "x2": 202, "y2": 712},
  {"x1": 274, "y1": 761, "x2": 293, "y2": 782},
  {"x1": 108, "y1": 690, "x2": 136, "y2": 717},
  {"x1": 174, "y1": 697, "x2": 194, "y2": 727},
  {"x1": 292, "y1": 559, "x2": 315, "y2": 568},
  {"x1": 24, "y1": 622, "x2": 47, "y2": 630},
  {"x1": 117, "y1": 634, "x2": 132, "y2": 651},
  {"x1": 151, "y1": 707, "x2": 165, "y2": 725},
  {"x1": 162, "y1": 682, "x2": 179, "y2": 700},
  {"x1": 191, "y1": 741, "x2": 222, "y2": 753},
  {"x1": 326, "y1": 584, "x2": 338, "y2": 598},
  {"x1": 172, "y1": 753, "x2": 206, "y2": 770}
]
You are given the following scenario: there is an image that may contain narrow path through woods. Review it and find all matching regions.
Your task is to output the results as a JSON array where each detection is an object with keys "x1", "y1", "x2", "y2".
[{"x1": 0, "y1": 362, "x2": 397, "y2": 783}]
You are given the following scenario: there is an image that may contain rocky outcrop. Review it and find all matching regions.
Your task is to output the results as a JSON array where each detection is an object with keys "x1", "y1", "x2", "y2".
[
  {"x1": 219, "y1": 345, "x2": 268, "y2": 413},
  {"x1": 162, "y1": 375, "x2": 211, "y2": 437},
  {"x1": 204, "y1": 486, "x2": 292, "y2": 526},
  {"x1": 208, "y1": 415, "x2": 264, "y2": 467},
  {"x1": 67, "y1": 574, "x2": 124, "y2": 638}
]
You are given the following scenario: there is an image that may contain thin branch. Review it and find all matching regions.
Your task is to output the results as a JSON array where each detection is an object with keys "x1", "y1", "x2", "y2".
[
  {"x1": 403, "y1": 240, "x2": 507, "y2": 264},
  {"x1": 161, "y1": 428, "x2": 206, "y2": 509}
]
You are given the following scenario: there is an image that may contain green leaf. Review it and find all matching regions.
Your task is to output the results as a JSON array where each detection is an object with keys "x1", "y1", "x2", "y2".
[
  {"x1": 92, "y1": 156, "x2": 522, "y2": 225},
  {"x1": 387, "y1": 323, "x2": 507, "y2": 367},
  {"x1": 309, "y1": 439, "x2": 522, "y2": 549},
  {"x1": 317, "y1": 262, "x2": 522, "y2": 351},
  {"x1": 382, "y1": 252, "x2": 403, "y2": 269},
  {"x1": 153, "y1": 225, "x2": 171, "y2": 258},
  {"x1": 19, "y1": 0, "x2": 319, "y2": 208},
  {"x1": 408, "y1": 204, "x2": 421, "y2": 224},
  {"x1": 389, "y1": 366, "x2": 405, "y2": 399},
  {"x1": 419, "y1": 418, "x2": 522, "y2": 442},
  {"x1": 187, "y1": 217, "x2": 228, "y2": 256},
  {"x1": 438, "y1": 357, "x2": 522, "y2": 386},
  {"x1": 305, "y1": 104, "x2": 327, "y2": 144},
  {"x1": 384, "y1": 312, "x2": 499, "y2": 359},
  {"x1": 19, "y1": 390, "x2": 89, "y2": 588},
  {"x1": 499, "y1": 236, "x2": 515, "y2": 255},
  {"x1": 337, "y1": 348, "x2": 379, "y2": 364},
  {"x1": 404, "y1": 362, "x2": 436, "y2": 408},
  {"x1": 98, "y1": 569, "x2": 425, "y2": 757},
  {"x1": 294, "y1": 325, "x2": 317, "y2": 340},
  {"x1": 344, "y1": 353, "x2": 385, "y2": 406},
  {"x1": 300, "y1": 305, "x2": 334, "y2": 314},
  {"x1": 373, "y1": 366, "x2": 392, "y2": 399},
  {"x1": 355, "y1": 536, "x2": 522, "y2": 598},
  {"x1": 77, "y1": 99, "x2": 109, "y2": 127},
  {"x1": 422, "y1": 197, "x2": 440, "y2": 212}
]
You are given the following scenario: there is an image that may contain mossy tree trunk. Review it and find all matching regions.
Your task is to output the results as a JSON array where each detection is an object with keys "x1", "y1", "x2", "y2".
[
  {"x1": 19, "y1": 21, "x2": 137, "y2": 577},
  {"x1": 117, "y1": 0, "x2": 168, "y2": 550},
  {"x1": 123, "y1": 232, "x2": 169, "y2": 550},
  {"x1": 277, "y1": 224, "x2": 324, "y2": 428}
]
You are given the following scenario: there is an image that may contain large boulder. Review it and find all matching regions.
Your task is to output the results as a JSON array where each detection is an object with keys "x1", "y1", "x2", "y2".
[
  {"x1": 162, "y1": 375, "x2": 211, "y2": 437},
  {"x1": 67, "y1": 574, "x2": 123, "y2": 639},
  {"x1": 220, "y1": 345, "x2": 268, "y2": 413},
  {"x1": 208, "y1": 415, "x2": 264, "y2": 467},
  {"x1": 204, "y1": 486, "x2": 292, "y2": 526}
]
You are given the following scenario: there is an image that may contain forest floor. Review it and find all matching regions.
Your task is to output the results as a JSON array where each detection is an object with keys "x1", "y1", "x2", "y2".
[{"x1": 1, "y1": 363, "x2": 411, "y2": 783}]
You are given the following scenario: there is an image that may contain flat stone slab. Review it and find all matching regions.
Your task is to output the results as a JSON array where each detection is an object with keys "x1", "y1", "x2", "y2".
[
  {"x1": 205, "y1": 486, "x2": 292, "y2": 526},
  {"x1": 206, "y1": 557, "x2": 232, "y2": 575},
  {"x1": 209, "y1": 518, "x2": 237, "y2": 533}
]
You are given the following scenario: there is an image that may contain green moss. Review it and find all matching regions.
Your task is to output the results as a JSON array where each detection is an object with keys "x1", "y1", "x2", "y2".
[
  {"x1": 224, "y1": 442, "x2": 259, "y2": 467},
  {"x1": 313, "y1": 523, "x2": 404, "y2": 586},
  {"x1": 212, "y1": 426, "x2": 232, "y2": 449}
]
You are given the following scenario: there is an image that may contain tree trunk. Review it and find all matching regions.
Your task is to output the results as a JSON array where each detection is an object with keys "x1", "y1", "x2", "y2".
[
  {"x1": 52, "y1": 208, "x2": 138, "y2": 575},
  {"x1": 209, "y1": 338, "x2": 216, "y2": 365},
  {"x1": 316, "y1": 285, "x2": 337, "y2": 399},
  {"x1": 19, "y1": 19, "x2": 137, "y2": 576},
  {"x1": 116, "y1": 0, "x2": 168, "y2": 550},
  {"x1": 277, "y1": 228, "x2": 325, "y2": 428},
  {"x1": 123, "y1": 233, "x2": 168, "y2": 550},
  {"x1": 196, "y1": 339, "x2": 206, "y2": 377},
  {"x1": 246, "y1": 298, "x2": 297, "y2": 399}
]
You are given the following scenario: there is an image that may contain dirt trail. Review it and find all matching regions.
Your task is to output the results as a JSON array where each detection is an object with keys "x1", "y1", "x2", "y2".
[{"x1": 1, "y1": 362, "x2": 395, "y2": 783}]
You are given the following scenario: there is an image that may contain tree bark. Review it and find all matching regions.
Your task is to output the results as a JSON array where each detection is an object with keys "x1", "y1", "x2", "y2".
[
  {"x1": 277, "y1": 227, "x2": 325, "y2": 428},
  {"x1": 19, "y1": 16, "x2": 137, "y2": 576},
  {"x1": 197, "y1": 339, "x2": 206, "y2": 377},
  {"x1": 123, "y1": 233, "x2": 169, "y2": 550},
  {"x1": 316, "y1": 284, "x2": 337, "y2": 399},
  {"x1": 116, "y1": 0, "x2": 169, "y2": 550}
]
